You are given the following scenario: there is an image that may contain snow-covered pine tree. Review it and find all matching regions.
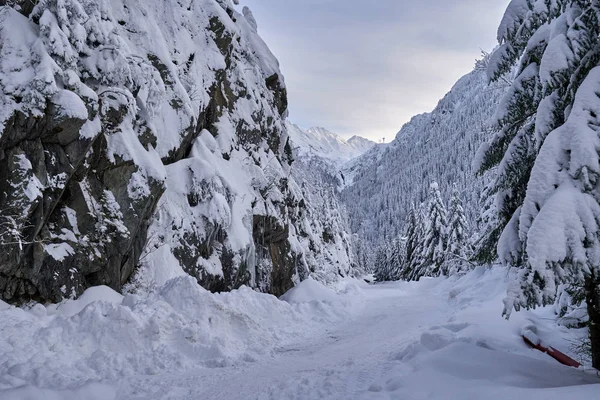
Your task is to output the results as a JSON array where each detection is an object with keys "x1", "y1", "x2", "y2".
[
  {"x1": 389, "y1": 237, "x2": 405, "y2": 280},
  {"x1": 474, "y1": 0, "x2": 545, "y2": 265},
  {"x1": 446, "y1": 184, "x2": 470, "y2": 275},
  {"x1": 374, "y1": 237, "x2": 406, "y2": 282},
  {"x1": 399, "y1": 207, "x2": 421, "y2": 280},
  {"x1": 414, "y1": 182, "x2": 448, "y2": 279},
  {"x1": 472, "y1": 177, "x2": 502, "y2": 264},
  {"x1": 357, "y1": 241, "x2": 374, "y2": 274},
  {"x1": 373, "y1": 244, "x2": 391, "y2": 282},
  {"x1": 481, "y1": 0, "x2": 600, "y2": 368}
]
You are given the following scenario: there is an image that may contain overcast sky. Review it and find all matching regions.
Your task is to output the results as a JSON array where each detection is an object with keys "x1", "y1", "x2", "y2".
[{"x1": 237, "y1": 0, "x2": 510, "y2": 142}]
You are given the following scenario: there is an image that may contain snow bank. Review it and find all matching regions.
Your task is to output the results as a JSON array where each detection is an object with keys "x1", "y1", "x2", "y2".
[
  {"x1": 280, "y1": 277, "x2": 366, "y2": 324},
  {"x1": 385, "y1": 341, "x2": 599, "y2": 399},
  {"x1": 0, "y1": 276, "x2": 363, "y2": 392},
  {"x1": 282, "y1": 277, "x2": 341, "y2": 303},
  {"x1": 45, "y1": 286, "x2": 124, "y2": 317},
  {"x1": 370, "y1": 266, "x2": 600, "y2": 399},
  {"x1": 2, "y1": 383, "x2": 116, "y2": 400}
]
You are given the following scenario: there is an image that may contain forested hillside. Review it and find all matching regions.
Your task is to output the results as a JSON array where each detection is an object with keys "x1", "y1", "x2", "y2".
[{"x1": 341, "y1": 62, "x2": 508, "y2": 268}]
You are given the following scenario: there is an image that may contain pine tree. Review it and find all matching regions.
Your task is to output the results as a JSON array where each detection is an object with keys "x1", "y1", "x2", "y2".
[
  {"x1": 388, "y1": 237, "x2": 405, "y2": 280},
  {"x1": 374, "y1": 238, "x2": 405, "y2": 282},
  {"x1": 472, "y1": 178, "x2": 502, "y2": 264},
  {"x1": 399, "y1": 206, "x2": 422, "y2": 280},
  {"x1": 482, "y1": 0, "x2": 600, "y2": 368},
  {"x1": 413, "y1": 182, "x2": 448, "y2": 279},
  {"x1": 373, "y1": 245, "x2": 390, "y2": 282},
  {"x1": 446, "y1": 184, "x2": 470, "y2": 275}
]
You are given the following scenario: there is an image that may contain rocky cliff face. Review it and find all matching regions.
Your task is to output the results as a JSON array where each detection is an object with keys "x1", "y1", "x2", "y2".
[{"x1": 0, "y1": 0, "x2": 346, "y2": 303}]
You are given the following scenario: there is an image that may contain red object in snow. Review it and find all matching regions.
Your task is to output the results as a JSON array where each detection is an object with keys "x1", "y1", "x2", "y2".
[{"x1": 522, "y1": 333, "x2": 581, "y2": 368}]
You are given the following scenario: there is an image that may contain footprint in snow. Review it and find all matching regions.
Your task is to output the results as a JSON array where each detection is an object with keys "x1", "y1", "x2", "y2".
[{"x1": 441, "y1": 322, "x2": 470, "y2": 333}]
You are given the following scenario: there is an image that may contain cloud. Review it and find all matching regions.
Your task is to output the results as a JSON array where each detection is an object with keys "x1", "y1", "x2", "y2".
[{"x1": 237, "y1": 0, "x2": 510, "y2": 141}]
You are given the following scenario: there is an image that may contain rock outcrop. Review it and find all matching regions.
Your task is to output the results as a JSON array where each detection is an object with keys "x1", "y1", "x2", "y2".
[{"x1": 0, "y1": 0, "x2": 352, "y2": 303}]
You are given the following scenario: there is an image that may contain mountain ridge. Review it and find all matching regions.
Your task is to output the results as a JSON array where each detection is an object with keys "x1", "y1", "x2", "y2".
[
  {"x1": 340, "y1": 66, "x2": 508, "y2": 262},
  {"x1": 286, "y1": 122, "x2": 375, "y2": 165}
]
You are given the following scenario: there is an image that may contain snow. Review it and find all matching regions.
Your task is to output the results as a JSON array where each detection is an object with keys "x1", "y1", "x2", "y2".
[
  {"x1": 287, "y1": 122, "x2": 375, "y2": 165},
  {"x1": 127, "y1": 169, "x2": 152, "y2": 201},
  {"x1": 79, "y1": 116, "x2": 101, "y2": 139},
  {"x1": 105, "y1": 121, "x2": 167, "y2": 182},
  {"x1": 0, "y1": 7, "x2": 55, "y2": 134},
  {"x1": 13, "y1": 154, "x2": 43, "y2": 203},
  {"x1": 281, "y1": 277, "x2": 343, "y2": 304},
  {"x1": 0, "y1": 275, "x2": 359, "y2": 393},
  {"x1": 51, "y1": 89, "x2": 88, "y2": 120},
  {"x1": 540, "y1": 33, "x2": 572, "y2": 87},
  {"x1": 1, "y1": 267, "x2": 598, "y2": 399},
  {"x1": 497, "y1": 0, "x2": 530, "y2": 43},
  {"x1": 43, "y1": 242, "x2": 75, "y2": 261},
  {"x1": 243, "y1": 6, "x2": 258, "y2": 33},
  {"x1": 46, "y1": 285, "x2": 124, "y2": 317},
  {"x1": 2, "y1": 383, "x2": 117, "y2": 400}
]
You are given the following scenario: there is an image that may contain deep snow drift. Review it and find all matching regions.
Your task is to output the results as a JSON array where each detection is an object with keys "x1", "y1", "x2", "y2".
[
  {"x1": 1, "y1": 267, "x2": 598, "y2": 399},
  {"x1": 0, "y1": 276, "x2": 363, "y2": 393}
]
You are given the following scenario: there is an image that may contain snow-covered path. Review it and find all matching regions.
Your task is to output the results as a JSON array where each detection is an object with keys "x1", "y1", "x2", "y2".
[
  {"x1": 3, "y1": 268, "x2": 600, "y2": 400},
  {"x1": 113, "y1": 271, "x2": 600, "y2": 400},
  {"x1": 115, "y1": 282, "x2": 445, "y2": 399}
]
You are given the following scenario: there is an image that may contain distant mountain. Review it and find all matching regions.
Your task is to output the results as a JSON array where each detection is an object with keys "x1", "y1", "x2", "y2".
[
  {"x1": 347, "y1": 135, "x2": 377, "y2": 153},
  {"x1": 286, "y1": 122, "x2": 375, "y2": 164}
]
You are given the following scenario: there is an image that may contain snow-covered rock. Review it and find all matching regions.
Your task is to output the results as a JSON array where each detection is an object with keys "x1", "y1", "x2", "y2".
[{"x1": 0, "y1": 0, "x2": 351, "y2": 302}]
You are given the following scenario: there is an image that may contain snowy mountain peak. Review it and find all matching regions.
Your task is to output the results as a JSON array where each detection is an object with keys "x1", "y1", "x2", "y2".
[
  {"x1": 306, "y1": 126, "x2": 343, "y2": 140},
  {"x1": 287, "y1": 122, "x2": 375, "y2": 164},
  {"x1": 306, "y1": 126, "x2": 336, "y2": 135},
  {"x1": 347, "y1": 135, "x2": 378, "y2": 153}
]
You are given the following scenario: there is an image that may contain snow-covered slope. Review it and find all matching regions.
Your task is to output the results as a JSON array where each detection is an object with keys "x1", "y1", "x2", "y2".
[
  {"x1": 286, "y1": 122, "x2": 375, "y2": 164},
  {"x1": 0, "y1": 0, "x2": 353, "y2": 302},
  {"x1": 341, "y1": 66, "x2": 507, "y2": 257},
  {"x1": 347, "y1": 135, "x2": 376, "y2": 153}
]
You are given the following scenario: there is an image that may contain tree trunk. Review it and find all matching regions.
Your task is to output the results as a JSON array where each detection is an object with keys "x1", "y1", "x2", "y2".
[{"x1": 585, "y1": 271, "x2": 600, "y2": 369}]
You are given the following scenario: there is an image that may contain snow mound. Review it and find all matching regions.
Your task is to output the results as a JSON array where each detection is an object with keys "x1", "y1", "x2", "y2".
[
  {"x1": 281, "y1": 277, "x2": 340, "y2": 303},
  {"x1": 376, "y1": 266, "x2": 600, "y2": 399},
  {"x1": 46, "y1": 286, "x2": 124, "y2": 317},
  {"x1": 2, "y1": 383, "x2": 116, "y2": 400},
  {"x1": 0, "y1": 276, "x2": 361, "y2": 391}
]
